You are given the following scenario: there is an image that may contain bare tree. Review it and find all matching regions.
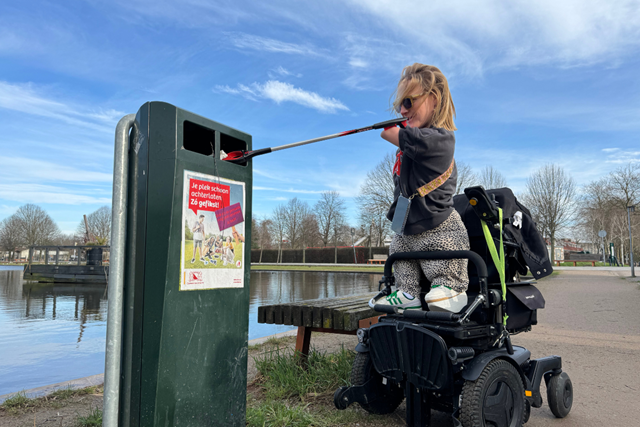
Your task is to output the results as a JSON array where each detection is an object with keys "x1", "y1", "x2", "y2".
[
  {"x1": 356, "y1": 152, "x2": 396, "y2": 247},
  {"x1": 56, "y1": 233, "x2": 79, "y2": 246},
  {"x1": 455, "y1": 161, "x2": 477, "y2": 195},
  {"x1": 300, "y1": 213, "x2": 320, "y2": 262},
  {"x1": 359, "y1": 152, "x2": 396, "y2": 208},
  {"x1": 477, "y1": 166, "x2": 508, "y2": 190},
  {"x1": 76, "y1": 206, "x2": 111, "y2": 244},
  {"x1": 579, "y1": 178, "x2": 613, "y2": 257},
  {"x1": 253, "y1": 217, "x2": 274, "y2": 263},
  {"x1": 580, "y1": 164, "x2": 640, "y2": 264},
  {"x1": 357, "y1": 197, "x2": 390, "y2": 247},
  {"x1": 521, "y1": 164, "x2": 577, "y2": 261},
  {"x1": 0, "y1": 215, "x2": 22, "y2": 260},
  {"x1": 14, "y1": 204, "x2": 61, "y2": 247},
  {"x1": 314, "y1": 191, "x2": 346, "y2": 247},
  {"x1": 281, "y1": 198, "x2": 313, "y2": 249},
  {"x1": 271, "y1": 205, "x2": 287, "y2": 263}
]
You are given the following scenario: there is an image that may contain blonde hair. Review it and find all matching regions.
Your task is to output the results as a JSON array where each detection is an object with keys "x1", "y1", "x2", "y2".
[{"x1": 392, "y1": 63, "x2": 457, "y2": 131}]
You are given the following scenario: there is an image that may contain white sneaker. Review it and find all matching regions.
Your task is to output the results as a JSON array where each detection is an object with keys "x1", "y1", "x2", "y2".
[
  {"x1": 425, "y1": 286, "x2": 467, "y2": 313},
  {"x1": 369, "y1": 290, "x2": 422, "y2": 310}
]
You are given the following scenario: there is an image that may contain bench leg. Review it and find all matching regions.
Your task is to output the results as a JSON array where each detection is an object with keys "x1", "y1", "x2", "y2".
[{"x1": 295, "y1": 326, "x2": 312, "y2": 361}]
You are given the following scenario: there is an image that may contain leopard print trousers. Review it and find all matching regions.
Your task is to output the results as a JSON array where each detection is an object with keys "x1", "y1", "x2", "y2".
[{"x1": 390, "y1": 210, "x2": 470, "y2": 296}]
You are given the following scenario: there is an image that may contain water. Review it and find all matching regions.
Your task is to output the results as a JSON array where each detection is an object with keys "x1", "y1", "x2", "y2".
[{"x1": 0, "y1": 266, "x2": 381, "y2": 396}]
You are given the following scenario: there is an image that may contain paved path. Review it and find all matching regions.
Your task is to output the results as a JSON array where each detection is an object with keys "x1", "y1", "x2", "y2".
[
  {"x1": 428, "y1": 270, "x2": 640, "y2": 426},
  {"x1": 514, "y1": 270, "x2": 640, "y2": 427}
]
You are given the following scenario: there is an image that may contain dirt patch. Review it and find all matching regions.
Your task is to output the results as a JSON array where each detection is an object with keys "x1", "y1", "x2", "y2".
[{"x1": 0, "y1": 388, "x2": 103, "y2": 427}]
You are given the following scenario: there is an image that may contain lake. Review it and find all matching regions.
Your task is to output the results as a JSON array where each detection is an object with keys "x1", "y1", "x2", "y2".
[{"x1": 0, "y1": 266, "x2": 381, "y2": 396}]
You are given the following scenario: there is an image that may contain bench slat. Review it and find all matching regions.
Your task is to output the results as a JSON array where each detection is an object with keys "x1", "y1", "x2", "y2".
[{"x1": 258, "y1": 292, "x2": 379, "y2": 331}]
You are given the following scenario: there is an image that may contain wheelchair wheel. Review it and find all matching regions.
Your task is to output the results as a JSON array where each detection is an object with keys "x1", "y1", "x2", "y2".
[
  {"x1": 547, "y1": 372, "x2": 572, "y2": 418},
  {"x1": 350, "y1": 352, "x2": 404, "y2": 415},
  {"x1": 523, "y1": 399, "x2": 530, "y2": 424},
  {"x1": 460, "y1": 359, "x2": 525, "y2": 427}
]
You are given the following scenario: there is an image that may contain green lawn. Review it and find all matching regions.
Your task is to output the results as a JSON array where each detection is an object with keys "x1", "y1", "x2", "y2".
[
  {"x1": 555, "y1": 261, "x2": 627, "y2": 267},
  {"x1": 250, "y1": 264, "x2": 384, "y2": 272}
]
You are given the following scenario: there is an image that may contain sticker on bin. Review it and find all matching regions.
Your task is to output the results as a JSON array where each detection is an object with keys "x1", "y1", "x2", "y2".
[{"x1": 180, "y1": 170, "x2": 246, "y2": 291}]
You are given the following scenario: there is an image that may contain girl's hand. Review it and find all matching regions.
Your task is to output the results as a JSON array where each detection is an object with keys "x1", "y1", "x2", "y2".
[{"x1": 381, "y1": 127, "x2": 400, "y2": 147}]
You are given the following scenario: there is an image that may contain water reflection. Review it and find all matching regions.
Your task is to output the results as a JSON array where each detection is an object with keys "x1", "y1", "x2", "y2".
[
  {"x1": 0, "y1": 267, "x2": 382, "y2": 395},
  {"x1": 0, "y1": 266, "x2": 107, "y2": 396}
]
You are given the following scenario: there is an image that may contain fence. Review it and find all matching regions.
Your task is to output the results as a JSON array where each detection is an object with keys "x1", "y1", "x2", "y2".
[{"x1": 251, "y1": 246, "x2": 389, "y2": 264}]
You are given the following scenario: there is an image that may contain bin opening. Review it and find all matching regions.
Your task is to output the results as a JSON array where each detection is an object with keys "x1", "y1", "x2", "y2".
[
  {"x1": 183, "y1": 120, "x2": 215, "y2": 156},
  {"x1": 220, "y1": 133, "x2": 247, "y2": 166}
]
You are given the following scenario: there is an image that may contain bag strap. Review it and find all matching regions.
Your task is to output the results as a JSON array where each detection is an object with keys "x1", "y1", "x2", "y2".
[
  {"x1": 481, "y1": 207, "x2": 509, "y2": 326},
  {"x1": 409, "y1": 158, "x2": 456, "y2": 199}
]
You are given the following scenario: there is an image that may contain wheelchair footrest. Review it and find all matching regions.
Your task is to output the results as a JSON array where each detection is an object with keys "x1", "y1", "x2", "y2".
[{"x1": 333, "y1": 376, "x2": 392, "y2": 410}]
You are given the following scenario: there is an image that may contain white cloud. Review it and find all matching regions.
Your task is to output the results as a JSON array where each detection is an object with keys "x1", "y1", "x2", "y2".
[
  {"x1": 0, "y1": 157, "x2": 112, "y2": 183},
  {"x1": 0, "y1": 81, "x2": 124, "y2": 132},
  {"x1": 0, "y1": 184, "x2": 112, "y2": 205},
  {"x1": 348, "y1": 0, "x2": 640, "y2": 73},
  {"x1": 253, "y1": 186, "x2": 326, "y2": 194},
  {"x1": 604, "y1": 150, "x2": 640, "y2": 164},
  {"x1": 214, "y1": 80, "x2": 349, "y2": 113},
  {"x1": 269, "y1": 66, "x2": 302, "y2": 78},
  {"x1": 602, "y1": 148, "x2": 620, "y2": 152},
  {"x1": 225, "y1": 32, "x2": 323, "y2": 57}
]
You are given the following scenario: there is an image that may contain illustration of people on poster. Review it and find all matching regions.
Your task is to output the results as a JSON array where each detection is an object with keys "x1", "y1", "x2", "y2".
[{"x1": 181, "y1": 170, "x2": 246, "y2": 290}]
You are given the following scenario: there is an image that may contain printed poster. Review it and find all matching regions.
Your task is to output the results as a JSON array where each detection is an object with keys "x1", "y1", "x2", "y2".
[{"x1": 180, "y1": 170, "x2": 246, "y2": 291}]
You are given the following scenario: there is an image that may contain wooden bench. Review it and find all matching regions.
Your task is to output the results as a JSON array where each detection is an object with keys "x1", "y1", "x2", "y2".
[
  {"x1": 555, "y1": 260, "x2": 597, "y2": 267},
  {"x1": 257, "y1": 293, "x2": 381, "y2": 359},
  {"x1": 367, "y1": 254, "x2": 388, "y2": 265}
]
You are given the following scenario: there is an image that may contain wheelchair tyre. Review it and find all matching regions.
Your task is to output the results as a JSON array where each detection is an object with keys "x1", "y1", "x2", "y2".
[
  {"x1": 523, "y1": 400, "x2": 530, "y2": 424},
  {"x1": 350, "y1": 352, "x2": 404, "y2": 415},
  {"x1": 460, "y1": 359, "x2": 525, "y2": 427},
  {"x1": 547, "y1": 372, "x2": 572, "y2": 418}
]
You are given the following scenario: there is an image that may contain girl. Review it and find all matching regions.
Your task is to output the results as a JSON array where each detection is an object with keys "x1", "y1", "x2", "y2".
[{"x1": 370, "y1": 64, "x2": 470, "y2": 313}]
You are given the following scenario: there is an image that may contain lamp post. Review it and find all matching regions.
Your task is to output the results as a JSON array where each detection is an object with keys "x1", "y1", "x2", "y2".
[{"x1": 628, "y1": 205, "x2": 635, "y2": 277}]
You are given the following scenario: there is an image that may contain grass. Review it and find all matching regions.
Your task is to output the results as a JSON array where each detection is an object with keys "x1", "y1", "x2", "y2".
[
  {"x1": 0, "y1": 386, "x2": 101, "y2": 415},
  {"x1": 246, "y1": 400, "x2": 366, "y2": 427},
  {"x1": 248, "y1": 335, "x2": 295, "y2": 351},
  {"x1": 76, "y1": 406, "x2": 103, "y2": 427},
  {"x1": 553, "y1": 261, "x2": 632, "y2": 267},
  {"x1": 0, "y1": 392, "x2": 31, "y2": 412},
  {"x1": 254, "y1": 347, "x2": 355, "y2": 401},
  {"x1": 246, "y1": 346, "x2": 386, "y2": 426}
]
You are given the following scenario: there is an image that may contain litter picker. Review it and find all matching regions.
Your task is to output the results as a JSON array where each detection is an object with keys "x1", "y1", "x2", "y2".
[{"x1": 222, "y1": 118, "x2": 406, "y2": 165}]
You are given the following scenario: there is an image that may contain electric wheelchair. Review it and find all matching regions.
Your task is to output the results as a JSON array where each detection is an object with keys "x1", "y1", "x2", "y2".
[{"x1": 334, "y1": 186, "x2": 573, "y2": 427}]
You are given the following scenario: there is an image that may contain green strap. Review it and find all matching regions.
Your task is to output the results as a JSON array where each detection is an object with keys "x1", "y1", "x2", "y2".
[{"x1": 481, "y1": 208, "x2": 509, "y2": 326}]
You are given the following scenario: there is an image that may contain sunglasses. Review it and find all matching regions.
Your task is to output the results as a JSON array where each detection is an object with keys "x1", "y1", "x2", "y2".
[{"x1": 395, "y1": 92, "x2": 426, "y2": 113}]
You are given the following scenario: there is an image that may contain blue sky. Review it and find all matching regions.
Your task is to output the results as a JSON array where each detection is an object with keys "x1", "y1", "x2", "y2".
[{"x1": 1, "y1": 0, "x2": 639, "y2": 233}]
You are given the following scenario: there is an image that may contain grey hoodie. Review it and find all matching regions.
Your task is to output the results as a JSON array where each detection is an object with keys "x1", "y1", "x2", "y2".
[{"x1": 386, "y1": 126, "x2": 457, "y2": 235}]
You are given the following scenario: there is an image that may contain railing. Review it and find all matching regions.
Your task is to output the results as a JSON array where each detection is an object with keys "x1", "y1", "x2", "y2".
[{"x1": 27, "y1": 245, "x2": 110, "y2": 266}]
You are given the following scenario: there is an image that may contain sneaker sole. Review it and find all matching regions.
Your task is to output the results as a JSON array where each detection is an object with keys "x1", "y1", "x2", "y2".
[{"x1": 425, "y1": 292, "x2": 462, "y2": 304}]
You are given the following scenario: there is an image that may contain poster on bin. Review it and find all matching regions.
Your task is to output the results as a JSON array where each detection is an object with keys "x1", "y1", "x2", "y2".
[{"x1": 180, "y1": 170, "x2": 246, "y2": 291}]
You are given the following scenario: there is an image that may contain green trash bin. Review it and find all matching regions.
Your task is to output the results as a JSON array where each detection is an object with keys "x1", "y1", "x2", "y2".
[{"x1": 118, "y1": 102, "x2": 252, "y2": 426}]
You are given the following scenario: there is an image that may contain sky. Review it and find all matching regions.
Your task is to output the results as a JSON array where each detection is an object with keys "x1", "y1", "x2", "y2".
[{"x1": 1, "y1": 0, "x2": 639, "y2": 234}]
